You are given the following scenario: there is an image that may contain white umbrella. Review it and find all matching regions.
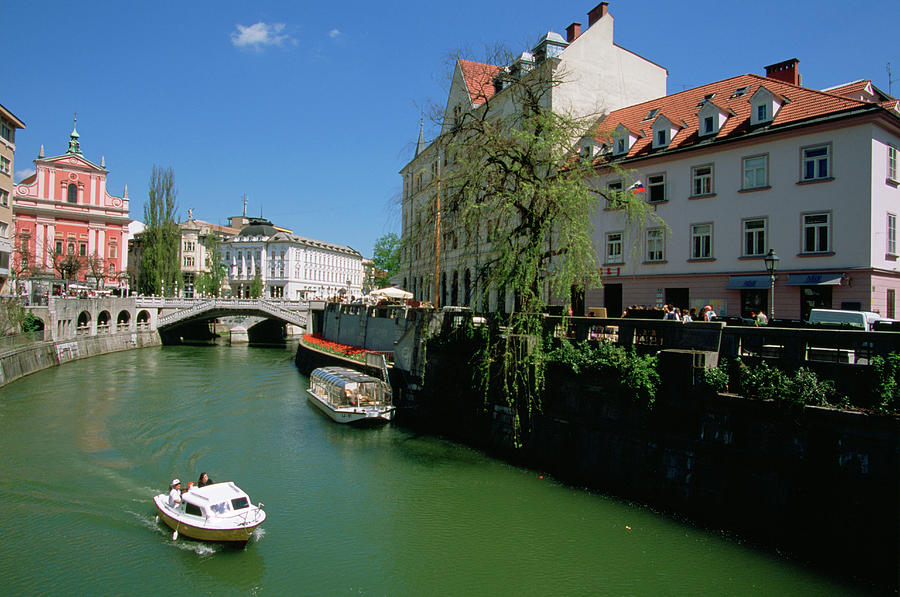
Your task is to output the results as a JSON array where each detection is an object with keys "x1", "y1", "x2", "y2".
[{"x1": 369, "y1": 286, "x2": 413, "y2": 300}]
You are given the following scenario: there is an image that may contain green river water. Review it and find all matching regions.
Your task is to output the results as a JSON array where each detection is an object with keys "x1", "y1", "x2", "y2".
[{"x1": 0, "y1": 344, "x2": 878, "y2": 595}]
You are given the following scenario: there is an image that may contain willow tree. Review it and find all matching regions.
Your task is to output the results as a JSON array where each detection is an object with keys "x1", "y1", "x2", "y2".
[
  {"x1": 138, "y1": 166, "x2": 180, "y2": 296},
  {"x1": 432, "y1": 50, "x2": 659, "y2": 444}
]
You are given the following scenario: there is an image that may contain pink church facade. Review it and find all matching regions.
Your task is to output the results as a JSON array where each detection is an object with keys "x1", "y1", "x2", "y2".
[{"x1": 12, "y1": 123, "x2": 130, "y2": 289}]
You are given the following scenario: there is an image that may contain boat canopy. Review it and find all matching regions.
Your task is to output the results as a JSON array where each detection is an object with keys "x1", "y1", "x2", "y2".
[{"x1": 309, "y1": 366, "x2": 391, "y2": 408}]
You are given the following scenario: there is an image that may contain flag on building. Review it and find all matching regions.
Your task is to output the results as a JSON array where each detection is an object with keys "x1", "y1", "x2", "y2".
[{"x1": 629, "y1": 181, "x2": 646, "y2": 193}]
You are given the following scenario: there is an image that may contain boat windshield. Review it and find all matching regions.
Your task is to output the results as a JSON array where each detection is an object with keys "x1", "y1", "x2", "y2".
[{"x1": 231, "y1": 497, "x2": 250, "y2": 510}]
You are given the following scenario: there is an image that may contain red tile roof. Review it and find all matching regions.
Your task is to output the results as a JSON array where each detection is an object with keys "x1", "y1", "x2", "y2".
[
  {"x1": 823, "y1": 79, "x2": 872, "y2": 98},
  {"x1": 458, "y1": 59, "x2": 501, "y2": 106},
  {"x1": 592, "y1": 73, "x2": 891, "y2": 161}
]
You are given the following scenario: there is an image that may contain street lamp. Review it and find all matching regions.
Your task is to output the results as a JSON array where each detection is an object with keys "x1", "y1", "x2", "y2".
[{"x1": 764, "y1": 249, "x2": 779, "y2": 319}]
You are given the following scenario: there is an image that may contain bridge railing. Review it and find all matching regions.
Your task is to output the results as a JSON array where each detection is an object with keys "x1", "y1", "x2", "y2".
[
  {"x1": 0, "y1": 331, "x2": 46, "y2": 354},
  {"x1": 154, "y1": 297, "x2": 308, "y2": 328}
]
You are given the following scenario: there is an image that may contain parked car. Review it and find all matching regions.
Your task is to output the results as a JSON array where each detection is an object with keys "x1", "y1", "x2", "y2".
[{"x1": 806, "y1": 309, "x2": 884, "y2": 331}]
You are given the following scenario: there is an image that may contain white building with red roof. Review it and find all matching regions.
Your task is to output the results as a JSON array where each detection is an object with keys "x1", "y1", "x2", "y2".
[
  {"x1": 584, "y1": 59, "x2": 900, "y2": 320},
  {"x1": 401, "y1": 2, "x2": 667, "y2": 307}
]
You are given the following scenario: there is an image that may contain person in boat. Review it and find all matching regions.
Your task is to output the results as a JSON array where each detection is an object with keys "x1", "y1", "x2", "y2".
[
  {"x1": 168, "y1": 479, "x2": 182, "y2": 507},
  {"x1": 197, "y1": 472, "x2": 213, "y2": 488}
]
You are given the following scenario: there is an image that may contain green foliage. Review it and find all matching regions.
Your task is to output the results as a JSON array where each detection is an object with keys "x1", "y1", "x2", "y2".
[
  {"x1": 737, "y1": 360, "x2": 836, "y2": 407},
  {"x1": 870, "y1": 353, "x2": 900, "y2": 412},
  {"x1": 138, "y1": 165, "x2": 180, "y2": 296},
  {"x1": 701, "y1": 362, "x2": 730, "y2": 394},
  {"x1": 248, "y1": 274, "x2": 263, "y2": 298},
  {"x1": 21, "y1": 312, "x2": 43, "y2": 333},
  {"x1": 372, "y1": 233, "x2": 401, "y2": 288},
  {"x1": 545, "y1": 339, "x2": 660, "y2": 409},
  {"x1": 195, "y1": 233, "x2": 227, "y2": 297}
]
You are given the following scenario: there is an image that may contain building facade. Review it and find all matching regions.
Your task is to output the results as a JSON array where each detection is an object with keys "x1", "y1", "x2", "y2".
[
  {"x1": 400, "y1": 2, "x2": 667, "y2": 308},
  {"x1": 223, "y1": 218, "x2": 364, "y2": 300},
  {"x1": 585, "y1": 63, "x2": 900, "y2": 320},
  {"x1": 177, "y1": 212, "x2": 239, "y2": 297},
  {"x1": 12, "y1": 123, "x2": 131, "y2": 292},
  {"x1": 0, "y1": 103, "x2": 26, "y2": 294}
]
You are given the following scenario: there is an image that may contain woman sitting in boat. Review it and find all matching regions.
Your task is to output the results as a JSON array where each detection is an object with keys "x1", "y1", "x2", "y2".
[
  {"x1": 197, "y1": 472, "x2": 213, "y2": 488},
  {"x1": 168, "y1": 479, "x2": 182, "y2": 507}
]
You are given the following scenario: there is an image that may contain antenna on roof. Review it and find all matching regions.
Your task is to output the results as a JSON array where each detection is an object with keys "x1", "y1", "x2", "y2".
[
  {"x1": 888, "y1": 63, "x2": 894, "y2": 96},
  {"x1": 242, "y1": 193, "x2": 248, "y2": 217}
]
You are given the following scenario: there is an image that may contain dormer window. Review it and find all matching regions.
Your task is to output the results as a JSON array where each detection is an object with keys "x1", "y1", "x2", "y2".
[
  {"x1": 651, "y1": 115, "x2": 679, "y2": 150},
  {"x1": 612, "y1": 124, "x2": 636, "y2": 156},
  {"x1": 749, "y1": 85, "x2": 781, "y2": 125},
  {"x1": 697, "y1": 101, "x2": 728, "y2": 137},
  {"x1": 616, "y1": 138, "x2": 626, "y2": 154}
]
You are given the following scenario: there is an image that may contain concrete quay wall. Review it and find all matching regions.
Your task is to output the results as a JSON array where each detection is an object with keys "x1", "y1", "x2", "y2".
[
  {"x1": 411, "y1": 348, "x2": 899, "y2": 590},
  {"x1": 0, "y1": 330, "x2": 161, "y2": 387}
]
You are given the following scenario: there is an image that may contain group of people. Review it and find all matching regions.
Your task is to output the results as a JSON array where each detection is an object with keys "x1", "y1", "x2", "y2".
[
  {"x1": 660, "y1": 304, "x2": 718, "y2": 322},
  {"x1": 167, "y1": 472, "x2": 214, "y2": 507}
]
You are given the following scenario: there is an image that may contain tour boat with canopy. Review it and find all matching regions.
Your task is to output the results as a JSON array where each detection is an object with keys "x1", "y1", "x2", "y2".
[
  {"x1": 306, "y1": 366, "x2": 395, "y2": 423},
  {"x1": 153, "y1": 481, "x2": 266, "y2": 545}
]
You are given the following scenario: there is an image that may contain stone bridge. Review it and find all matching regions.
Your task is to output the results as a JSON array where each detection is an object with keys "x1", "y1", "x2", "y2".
[
  {"x1": 139, "y1": 297, "x2": 308, "y2": 329},
  {"x1": 22, "y1": 297, "x2": 307, "y2": 341}
]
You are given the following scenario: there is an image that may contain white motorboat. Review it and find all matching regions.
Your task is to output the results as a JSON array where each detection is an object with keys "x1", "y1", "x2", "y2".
[
  {"x1": 306, "y1": 366, "x2": 395, "y2": 424},
  {"x1": 153, "y1": 481, "x2": 266, "y2": 545}
]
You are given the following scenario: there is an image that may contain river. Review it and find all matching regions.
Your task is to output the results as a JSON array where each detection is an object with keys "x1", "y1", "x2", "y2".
[{"x1": 0, "y1": 344, "x2": 877, "y2": 595}]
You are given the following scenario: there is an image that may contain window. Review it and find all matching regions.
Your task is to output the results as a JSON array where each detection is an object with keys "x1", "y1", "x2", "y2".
[
  {"x1": 691, "y1": 165, "x2": 714, "y2": 196},
  {"x1": 55, "y1": 241, "x2": 62, "y2": 255},
  {"x1": 648, "y1": 174, "x2": 666, "y2": 202},
  {"x1": 742, "y1": 218, "x2": 767, "y2": 257},
  {"x1": 691, "y1": 224, "x2": 713, "y2": 259},
  {"x1": 0, "y1": 156, "x2": 10, "y2": 175},
  {"x1": 643, "y1": 108, "x2": 660, "y2": 121},
  {"x1": 742, "y1": 155, "x2": 768, "y2": 189},
  {"x1": 79, "y1": 244, "x2": 86, "y2": 256},
  {"x1": 801, "y1": 144, "x2": 830, "y2": 181},
  {"x1": 888, "y1": 213, "x2": 897, "y2": 255},
  {"x1": 888, "y1": 289, "x2": 896, "y2": 320},
  {"x1": 184, "y1": 241, "x2": 195, "y2": 252},
  {"x1": 67, "y1": 183, "x2": 77, "y2": 203},
  {"x1": 616, "y1": 138, "x2": 626, "y2": 154},
  {"x1": 757, "y1": 104, "x2": 767, "y2": 121},
  {"x1": 0, "y1": 122, "x2": 12, "y2": 143},
  {"x1": 109, "y1": 245, "x2": 117, "y2": 259},
  {"x1": 183, "y1": 256, "x2": 195, "y2": 267},
  {"x1": 657, "y1": 130, "x2": 666, "y2": 146},
  {"x1": 731, "y1": 86, "x2": 750, "y2": 98},
  {"x1": 0, "y1": 189, "x2": 7, "y2": 206},
  {"x1": 802, "y1": 213, "x2": 831, "y2": 253},
  {"x1": 0, "y1": 221, "x2": 7, "y2": 235},
  {"x1": 645, "y1": 228, "x2": 665, "y2": 262},
  {"x1": 606, "y1": 232, "x2": 623, "y2": 264},
  {"x1": 889, "y1": 146, "x2": 898, "y2": 182},
  {"x1": 703, "y1": 116, "x2": 714, "y2": 134}
]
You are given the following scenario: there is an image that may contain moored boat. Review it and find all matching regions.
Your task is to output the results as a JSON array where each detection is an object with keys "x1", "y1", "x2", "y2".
[
  {"x1": 306, "y1": 366, "x2": 395, "y2": 424},
  {"x1": 153, "y1": 481, "x2": 266, "y2": 545}
]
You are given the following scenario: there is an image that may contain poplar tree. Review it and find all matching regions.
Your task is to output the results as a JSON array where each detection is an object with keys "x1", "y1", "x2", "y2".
[
  {"x1": 138, "y1": 166, "x2": 180, "y2": 296},
  {"x1": 196, "y1": 233, "x2": 226, "y2": 297}
]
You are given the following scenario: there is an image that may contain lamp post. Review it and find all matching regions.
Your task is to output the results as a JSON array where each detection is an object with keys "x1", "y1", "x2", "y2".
[{"x1": 764, "y1": 249, "x2": 779, "y2": 319}]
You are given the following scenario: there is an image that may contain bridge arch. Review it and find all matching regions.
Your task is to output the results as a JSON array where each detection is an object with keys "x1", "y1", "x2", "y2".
[
  {"x1": 117, "y1": 310, "x2": 131, "y2": 332},
  {"x1": 97, "y1": 310, "x2": 111, "y2": 333},
  {"x1": 77, "y1": 310, "x2": 91, "y2": 333},
  {"x1": 137, "y1": 310, "x2": 151, "y2": 330}
]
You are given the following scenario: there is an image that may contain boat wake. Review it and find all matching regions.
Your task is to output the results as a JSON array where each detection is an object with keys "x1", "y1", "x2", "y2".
[{"x1": 128, "y1": 510, "x2": 220, "y2": 556}]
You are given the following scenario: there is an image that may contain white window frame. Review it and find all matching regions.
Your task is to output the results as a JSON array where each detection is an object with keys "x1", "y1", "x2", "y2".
[
  {"x1": 802, "y1": 212, "x2": 831, "y2": 253},
  {"x1": 742, "y1": 218, "x2": 767, "y2": 257},
  {"x1": 645, "y1": 228, "x2": 665, "y2": 262},
  {"x1": 757, "y1": 104, "x2": 767, "y2": 121},
  {"x1": 703, "y1": 116, "x2": 715, "y2": 135},
  {"x1": 0, "y1": 156, "x2": 9, "y2": 176},
  {"x1": 0, "y1": 189, "x2": 8, "y2": 207},
  {"x1": 647, "y1": 173, "x2": 666, "y2": 202},
  {"x1": 691, "y1": 164, "x2": 714, "y2": 196},
  {"x1": 888, "y1": 213, "x2": 897, "y2": 256},
  {"x1": 742, "y1": 155, "x2": 768, "y2": 190},
  {"x1": 801, "y1": 144, "x2": 831, "y2": 181},
  {"x1": 690, "y1": 223, "x2": 713, "y2": 259},
  {"x1": 888, "y1": 145, "x2": 898, "y2": 183},
  {"x1": 606, "y1": 232, "x2": 624, "y2": 264}
]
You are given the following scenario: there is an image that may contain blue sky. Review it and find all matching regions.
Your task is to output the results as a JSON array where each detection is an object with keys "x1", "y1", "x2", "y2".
[{"x1": 5, "y1": 0, "x2": 897, "y2": 258}]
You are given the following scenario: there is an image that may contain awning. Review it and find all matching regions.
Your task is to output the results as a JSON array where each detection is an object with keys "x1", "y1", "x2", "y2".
[
  {"x1": 786, "y1": 273, "x2": 844, "y2": 286},
  {"x1": 726, "y1": 275, "x2": 771, "y2": 290}
]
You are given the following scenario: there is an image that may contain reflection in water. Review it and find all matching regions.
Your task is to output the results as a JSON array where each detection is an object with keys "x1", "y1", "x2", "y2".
[{"x1": 0, "y1": 344, "x2": 875, "y2": 596}]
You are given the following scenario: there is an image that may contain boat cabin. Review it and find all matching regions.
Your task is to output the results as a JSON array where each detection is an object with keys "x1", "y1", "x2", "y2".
[
  {"x1": 181, "y1": 482, "x2": 253, "y2": 519},
  {"x1": 308, "y1": 366, "x2": 392, "y2": 409}
]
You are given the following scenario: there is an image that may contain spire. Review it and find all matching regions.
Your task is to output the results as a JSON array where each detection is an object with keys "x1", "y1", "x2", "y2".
[
  {"x1": 123, "y1": 183, "x2": 128, "y2": 198},
  {"x1": 415, "y1": 116, "x2": 426, "y2": 157},
  {"x1": 242, "y1": 193, "x2": 248, "y2": 217},
  {"x1": 101, "y1": 155, "x2": 105, "y2": 168},
  {"x1": 39, "y1": 144, "x2": 44, "y2": 158},
  {"x1": 66, "y1": 113, "x2": 82, "y2": 155}
]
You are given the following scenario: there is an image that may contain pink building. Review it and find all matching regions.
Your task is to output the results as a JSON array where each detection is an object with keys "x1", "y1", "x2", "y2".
[{"x1": 12, "y1": 122, "x2": 130, "y2": 289}]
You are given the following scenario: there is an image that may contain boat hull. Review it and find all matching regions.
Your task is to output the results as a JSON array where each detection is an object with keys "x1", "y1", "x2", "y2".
[
  {"x1": 306, "y1": 388, "x2": 395, "y2": 424},
  {"x1": 153, "y1": 495, "x2": 265, "y2": 544}
]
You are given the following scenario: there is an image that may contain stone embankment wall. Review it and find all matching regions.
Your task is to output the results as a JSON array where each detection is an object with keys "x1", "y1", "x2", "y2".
[
  {"x1": 0, "y1": 331, "x2": 161, "y2": 387},
  {"x1": 410, "y1": 346, "x2": 899, "y2": 590}
]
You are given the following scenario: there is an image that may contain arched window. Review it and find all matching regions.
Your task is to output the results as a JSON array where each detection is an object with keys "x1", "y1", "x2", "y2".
[{"x1": 67, "y1": 183, "x2": 77, "y2": 204}]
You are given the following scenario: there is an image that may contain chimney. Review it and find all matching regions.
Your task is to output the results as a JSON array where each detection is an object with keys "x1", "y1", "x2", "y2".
[
  {"x1": 764, "y1": 58, "x2": 800, "y2": 85},
  {"x1": 587, "y1": 2, "x2": 609, "y2": 27},
  {"x1": 566, "y1": 22, "x2": 582, "y2": 43}
]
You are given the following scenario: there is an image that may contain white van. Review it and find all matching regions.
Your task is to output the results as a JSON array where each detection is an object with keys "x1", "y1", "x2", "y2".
[{"x1": 807, "y1": 309, "x2": 882, "y2": 331}]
